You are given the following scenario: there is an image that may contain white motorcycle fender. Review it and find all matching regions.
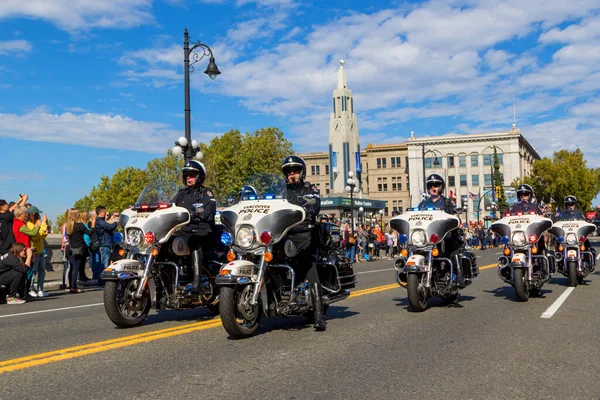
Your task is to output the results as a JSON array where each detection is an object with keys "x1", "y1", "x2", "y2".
[
  {"x1": 511, "y1": 252, "x2": 527, "y2": 265},
  {"x1": 220, "y1": 260, "x2": 258, "y2": 278},
  {"x1": 405, "y1": 254, "x2": 428, "y2": 272}
]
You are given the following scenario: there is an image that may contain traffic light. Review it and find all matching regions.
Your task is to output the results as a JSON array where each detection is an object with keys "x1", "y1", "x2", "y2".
[{"x1": 495, "y1": 185, "x2": 501, "y2": 199}]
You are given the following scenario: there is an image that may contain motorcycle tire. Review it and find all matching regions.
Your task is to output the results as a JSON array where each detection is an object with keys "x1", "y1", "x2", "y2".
[
  {"x1": 513, "y1": 268, "x2": 529, "y2": 302},
  {"x1": 104, "y1": 280, "x2": 150, "y2": 328},
  {"x1": 219, "y1": 286, "x2": 260, "y2": 339},
  {"x1": 407, "y1": 274, "x2": 428, "y2": 312},
  {"x1": 568, "y1": 261, "x2": 578, "y2": 287}
]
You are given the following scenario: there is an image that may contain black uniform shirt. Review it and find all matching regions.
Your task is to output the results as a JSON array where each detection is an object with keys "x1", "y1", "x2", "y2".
[
  {"x1": 418, "y1": 195, "x2": 456, "y2": 214},
  {"x1": 558, "y1": 208, "x2": 585, "y2": 221},
  {"x1": 171, "y1": 186, "x2": 216, "y2": 234},
  {"x1": 286, "y1": 181, "x2": 320, "y2": 234},
  {"x1": 509, "y1": 201, "x2": 542, "y2": 215}
]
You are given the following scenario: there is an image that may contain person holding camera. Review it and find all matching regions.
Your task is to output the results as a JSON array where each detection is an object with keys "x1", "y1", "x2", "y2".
[
  {"x1": 0, "y1": 243, "x2": 33, "y2": 304},
  {"x1": 95, "y1": 206, "x2": 119, "y2": 272}
]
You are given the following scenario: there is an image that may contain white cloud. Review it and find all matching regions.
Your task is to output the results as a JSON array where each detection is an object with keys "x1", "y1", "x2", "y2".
[
  {"x1": 0, "y1": 106, "x2": 221, "y2": 153},
  {"x1": 0, "y1": 0, "x2": 154, "y2": 32},
  {"x1": 0, "y1": 39, "x2": 32, "y2": 55}
]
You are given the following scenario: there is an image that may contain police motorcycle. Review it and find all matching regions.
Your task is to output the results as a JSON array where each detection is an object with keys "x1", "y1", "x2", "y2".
[
  {"x1": 390, "y1": 207, "x2": 478, "y2": 312},
  {"x1": 490, "y1": 211, "x2": 553, "y2": 301},
  {"x1": 550, "y1": 219, "x2": 596, "y2": 287},
  {"x1": 215, "y1": 174, "x2": 355, "y2": 339},
  {"x1": 101, "y1": 182, "x2": 223, "y2": 328}
]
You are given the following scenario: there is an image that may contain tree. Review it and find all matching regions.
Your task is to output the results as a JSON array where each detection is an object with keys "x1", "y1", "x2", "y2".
[
  {"x1": 513, "y1": 149, "x2": 600, "y2": 211},
  {"x1": 493, "y1": 148, "x2": 508, "y2": 213}
]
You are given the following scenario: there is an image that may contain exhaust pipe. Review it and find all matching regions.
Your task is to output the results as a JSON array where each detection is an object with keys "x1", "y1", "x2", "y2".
[{"x1": 323, "y1": 290, "x2": 350, "y2": 305}]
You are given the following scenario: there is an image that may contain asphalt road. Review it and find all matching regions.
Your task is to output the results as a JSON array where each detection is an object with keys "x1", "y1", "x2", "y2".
[{"x1": 2, "y1": 243, "x2": 600, "y2": 400}]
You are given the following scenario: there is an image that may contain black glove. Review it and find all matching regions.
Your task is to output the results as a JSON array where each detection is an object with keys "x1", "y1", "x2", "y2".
[{"x1": 192, "y1": 212, "x2": 205, "y2": 223}]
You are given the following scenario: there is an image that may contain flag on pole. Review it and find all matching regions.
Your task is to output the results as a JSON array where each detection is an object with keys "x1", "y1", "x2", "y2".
[
  {"x1": 449, "y1": 190, "x2": 456, "y2": 200},
  {"x1": 469, "y1": 191, "x2": 477, "y2": 200}
]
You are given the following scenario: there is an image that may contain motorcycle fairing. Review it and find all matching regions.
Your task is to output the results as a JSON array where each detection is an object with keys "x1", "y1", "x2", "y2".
[
  {"x1": 221, "y1": 199, "x2": 305, "y2": 249},
  {"x1": 125, "y1": 206, "x2": 190, "y2": 244},
  {"x1": 490, "y1": 215, "x2": 553, "y2": 241},
  {"x1": 550, "y1": 220, "x2": 596, "y2": 240},
  {"x1": 390, "y1": 210, "x2": 459, "y2": 244}
]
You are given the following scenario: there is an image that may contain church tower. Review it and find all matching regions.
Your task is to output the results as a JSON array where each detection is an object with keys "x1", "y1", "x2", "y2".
[{"x1": 328, "y1": 60, "x2": 361, "y2": 194}]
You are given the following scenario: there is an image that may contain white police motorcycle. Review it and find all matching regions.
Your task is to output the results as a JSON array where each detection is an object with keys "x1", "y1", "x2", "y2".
[
  {"x1": 101, "y1": 182, "x2": 223, "y2": 328},
  {"x1": 490, "y1": 211, "x2": 553, "y2": 301},
  {"x1": 390, "y1": 207, "x2": 478, "y2": 312},
  {"x1": 215, "y1": 174, "x2": 355, "y2": 339},
  {"x1": 550, "y1": 219, "x2": 596, "y2": 287}
]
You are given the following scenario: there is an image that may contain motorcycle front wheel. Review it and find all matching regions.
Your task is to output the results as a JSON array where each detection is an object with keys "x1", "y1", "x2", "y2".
[
  {"x1": 567, "y1": 261, "x2": 578, "y2": 287},
  {"x1": 104, "y1": 279, "x2": 151, "y2": 328},
  {"x1": 513, "y1": 268, "x2": 529, "y2": 302},
  {"x1": 219, "y1": 286, "x2": 261, "y2": 339},
  {"x1": 407, "y1": 274, "x2": 428, "y2": 312}
]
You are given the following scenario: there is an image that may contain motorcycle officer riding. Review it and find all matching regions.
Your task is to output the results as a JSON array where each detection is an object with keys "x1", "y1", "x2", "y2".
[
  {"x1": 557, "y1": 195, "x2": 595, "y2": 258},
  {"x1": 170, "y1": 160, "x2": 217, "y2": 294},
  {"x1": 417, "y1": 174, "x2": 469, "y2": 285},
  {"x1": 280, "y1": 155, "x2": 326, "y2": 331}
]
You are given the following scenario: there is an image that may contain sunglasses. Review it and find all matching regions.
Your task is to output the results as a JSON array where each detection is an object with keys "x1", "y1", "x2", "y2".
[
  {"x1": 286, "y1": 167, "x2": 302, "y2": 174},
  {"x1": 428, "y1": 183, "x2": 441, "y2": 188}
]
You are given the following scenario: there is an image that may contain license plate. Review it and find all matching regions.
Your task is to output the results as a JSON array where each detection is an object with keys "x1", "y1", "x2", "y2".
[
  {"x1": 568, "y1": 250, "x2": 577, "y2": 258},
  {"x1": 512, "y1": 257, "x2": 520, "y2": 262}
]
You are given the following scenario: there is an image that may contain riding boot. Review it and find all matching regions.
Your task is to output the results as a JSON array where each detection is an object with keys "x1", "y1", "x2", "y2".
[
  {"x1": 312, "y1": 283, "x2": 327, "y2": 331},
  {"x1": 185, "y1": 249, "x2": 203, "y2": 295}
]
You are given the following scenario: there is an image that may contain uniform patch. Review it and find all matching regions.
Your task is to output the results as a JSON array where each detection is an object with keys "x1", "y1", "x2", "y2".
[{"x1": 206, "y1": 190, "x2": 213, "y2": 197}]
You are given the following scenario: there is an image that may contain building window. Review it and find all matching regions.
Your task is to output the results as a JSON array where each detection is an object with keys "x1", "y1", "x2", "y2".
[
  {"x1": 448, "y1": 176, "x2": 455, "y2": 187},
  {"x1": 459, "y1": 155, "x2": 466, "y2": 167},
  {"x1": 377, "y1": 158, "x2": 381, "y2": 168},
  {"x1": 483, "y1": 154, "x2": 492, "y2": 166},
  {"x1": 332, "y1": 98, "x2": 336, "y2": 114},
  {"x1": 425, "y1": 157, "x2": 442, "y2": 168},
  {"x1": 382, "y1": 158, "x2": 387, "y2": 168},
  {"x1": 460, "y1": 175, "x2": 467, "y2": 186},
  {"x1": 383, "y1": 177, "x2": 388, "y2": 192},
  {"x1": 472, "y1": 175, "x2": 479, "y2": 186},
  {"x1": 391, "y1": 156, "x2": 401, "y2": 168},
  {"x1": 325, "y1": 165, "x2": 329, "y2": 175},
  {"x1": 471, "y1": 154, "x2": 478, "y2": 166},
  {"x1": 325, "y1": 183, "x2": 330, "y2": 195},
  {"x1": 497, "y1": 154, "x2": 503, "y2": 165},
  {"x1": 342, "y1": 96, "x2": 347, "y2": 111},
  {"x1": 484, "y1": 174, "x2": 491, "y2": 186},
  {"x1": 398, "y1": 206, "x2": 403, "y2": 213},
  {"x1": 311, "y1": 165, "x2": 315, "y2": 175},
  {"x1": 447, "y1": 156, "x2": 455, "y2": 168}
]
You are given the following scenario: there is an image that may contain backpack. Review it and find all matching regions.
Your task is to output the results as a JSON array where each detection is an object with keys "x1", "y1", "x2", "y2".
[{"x1": 90, "y1": 229, "x2": 101, "y2": 252}]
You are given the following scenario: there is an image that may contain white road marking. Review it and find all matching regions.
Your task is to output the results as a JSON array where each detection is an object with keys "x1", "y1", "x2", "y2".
[
  {"x1": 541, "y1": 287, "x2": 575, "y2": 319},
  {"x1": 0, "y1": 303, "x2": 104, "y2": 319},
  {"x1": 356, "y1": 268, "x2": 395, "y2": 275}
]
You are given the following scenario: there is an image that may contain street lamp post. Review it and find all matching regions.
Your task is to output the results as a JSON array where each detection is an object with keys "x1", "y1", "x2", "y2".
[
  {"x1": 421, "y1": 145, "x2": 441, "y2": 195},
  {"x1": 358, "y1": 206, "x2": 364, "y2": 226},
  {"x1": 175, "y1": 28, "x2": 221, "y2": 161},
  {"x1": 345, "y1": 171, "x2": 359, "y2": 231}
]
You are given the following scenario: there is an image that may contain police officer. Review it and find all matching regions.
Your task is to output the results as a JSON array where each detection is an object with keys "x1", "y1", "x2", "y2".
[
  {"x1": 418, "y1": 174, "x2": 456, "y2": 214},
  {"x1": 509, "y1": 184, "x2": 542, "y2": 215},
  {"x1": 281, "y1": 155, "x2": 326, "y2": 331},
  {"x1": 418, "y1": 174, "x2": 469, "y2": 284},
  {"x1": 170, "y1": 160, "x2": 217, "y2": 294},
  {"x1": 558, "y1": 195, "x2": 585, "y2": 220}
]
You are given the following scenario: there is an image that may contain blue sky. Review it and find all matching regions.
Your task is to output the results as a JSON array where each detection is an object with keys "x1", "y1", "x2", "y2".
[{"x1": 1, "y1": 0, "x2": 599, "y2": 222}]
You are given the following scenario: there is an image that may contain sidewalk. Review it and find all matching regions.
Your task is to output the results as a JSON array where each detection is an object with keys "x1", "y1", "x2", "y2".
[{"x1": 40, "y1": 266, "x2": 103, "y2": 292}]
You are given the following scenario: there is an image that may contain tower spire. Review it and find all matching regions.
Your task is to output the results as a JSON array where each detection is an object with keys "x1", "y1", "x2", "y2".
[{"x1": 337, "y1": 59, "x2": 347, "y2": 89}]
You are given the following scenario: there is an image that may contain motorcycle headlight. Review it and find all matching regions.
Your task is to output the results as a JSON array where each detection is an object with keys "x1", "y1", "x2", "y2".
[
  {"x1": 237, "y1": 226, "x2": 255, "y2": 249},
  {"x1": 411, "y1": 230, "x2": 426, "y2": 246},
  {"x1": 512, "y1": 232, "x2": 526, "y2": 246},
  {"x1": 566, "y1": 233, "x2": 577, "y2": 245},
  {"x1": 127, "y1": 228, "x2": 143, "y2": 247}
]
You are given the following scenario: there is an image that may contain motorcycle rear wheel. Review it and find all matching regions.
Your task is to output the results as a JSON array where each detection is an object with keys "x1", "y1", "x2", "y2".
[
  {"x1": 407, "y1": 274, "x2": 428, "y2": 312},
  {"x1": 104, "y1": 280, "x2": 150, "y2": 328},
  {"x1": 567, "y1": 261, "x2": 578, "y2": 287},
  {"x1": 513, "y1": 268, "x2": 529, "y2": 302},
  {"x1": 219, "y1": 286, "x2": 260, "y2": 339}
]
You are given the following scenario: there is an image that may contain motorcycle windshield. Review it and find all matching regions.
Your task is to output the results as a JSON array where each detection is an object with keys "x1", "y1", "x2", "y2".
[
  {"x1": 389, "y1": 210, "x2": 459, "y2": 245},
  {"x1": 490, "y1": 215, "x2": 553, "y2": 242},
  {"x1": 550, "y1": 220, "x2": 596, "y2": 240},
  {"x1": 134, "y1": 181, "x2": 180, "y2": 206},
  {"x1": 221, "y1": 174, "x2": 304, "y2": 249}
]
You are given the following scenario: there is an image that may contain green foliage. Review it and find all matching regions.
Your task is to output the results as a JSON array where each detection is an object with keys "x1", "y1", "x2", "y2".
[
  {"x1": 493, "y1": 148, "x2": 508, "y2": 212},
  {"x1": 72, "y1": 128, "x2": 294, "y2": 212},
  {"x1": 201, "y1": 127, "x2": 294, "y2": 203},
  {"x1": 513, "y1": 149, "x2": 600, "y2": 211}
]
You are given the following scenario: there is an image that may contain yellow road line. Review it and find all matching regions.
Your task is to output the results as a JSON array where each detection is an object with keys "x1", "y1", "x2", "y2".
[{"x1": 0, "y1": 262, "x2": 497, "y2": 373}]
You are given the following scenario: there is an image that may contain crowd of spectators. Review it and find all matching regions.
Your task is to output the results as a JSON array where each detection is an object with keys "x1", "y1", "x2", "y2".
[{"x1": 0, "y1": 194, "x2": 120, "y2": 305}]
